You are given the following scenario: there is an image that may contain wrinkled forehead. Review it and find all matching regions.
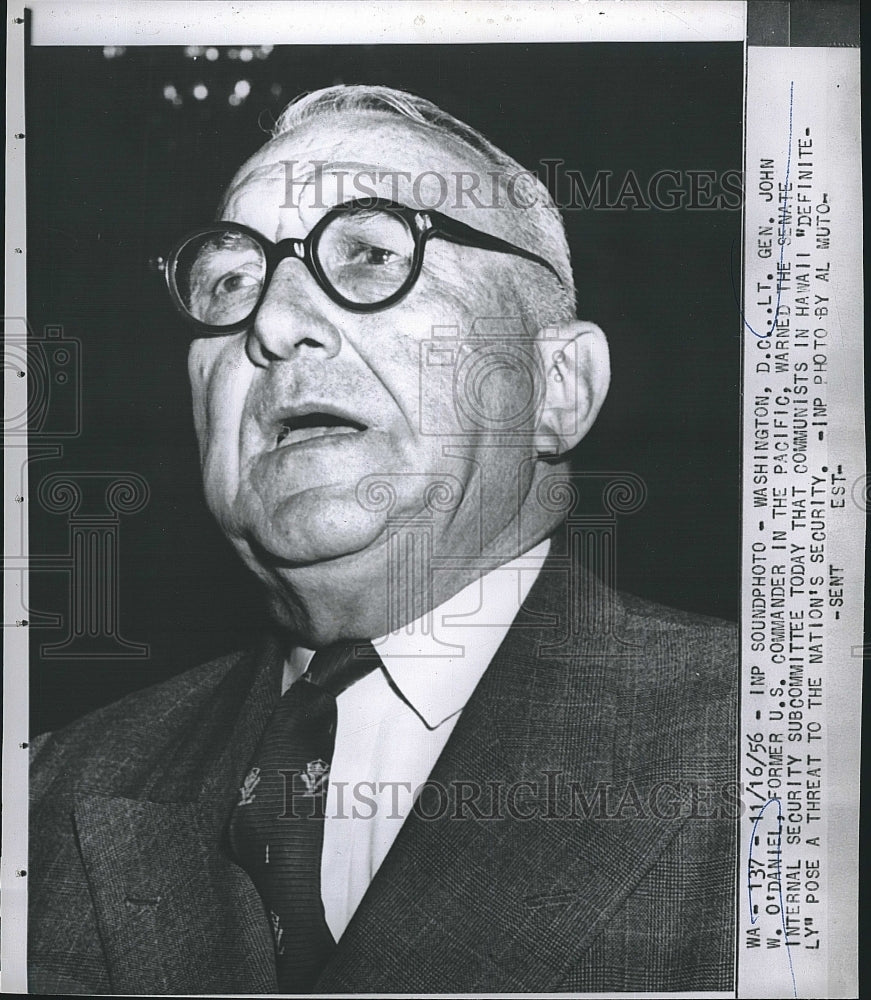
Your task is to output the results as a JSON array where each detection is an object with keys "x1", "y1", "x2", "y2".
[{"x1": 219, "y1": 110, "x2": 519, "y2": 241}]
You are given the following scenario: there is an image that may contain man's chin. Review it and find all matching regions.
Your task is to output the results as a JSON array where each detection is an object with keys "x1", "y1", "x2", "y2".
[{"x1": 240, "y1": 498, "x2": 389, "y2": 569}]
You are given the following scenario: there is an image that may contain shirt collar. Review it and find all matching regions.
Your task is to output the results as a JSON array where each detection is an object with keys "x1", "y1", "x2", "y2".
[
  {"x1": 284, "y1": 539, "x2": 550, "y2": 728},
  {"x1": 372, "y1": 539, "x2": 550, "y2": 728}
]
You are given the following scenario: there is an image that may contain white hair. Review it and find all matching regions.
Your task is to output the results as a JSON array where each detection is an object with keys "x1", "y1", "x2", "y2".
[{"x1": 272, "y1": 84, "x2": 577, "y2": 327}]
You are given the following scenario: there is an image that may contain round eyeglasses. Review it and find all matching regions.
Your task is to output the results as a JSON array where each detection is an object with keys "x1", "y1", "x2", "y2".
[{"x1": 157, "y1": 198, "x2": 563, "y2": 334}]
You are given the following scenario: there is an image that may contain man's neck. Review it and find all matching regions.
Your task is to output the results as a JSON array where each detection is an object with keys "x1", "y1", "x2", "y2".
[
  {"x1": 283, "y1": 538, "x2": 551, "y2": 696},
  {"x1": 269, "y1": 527, "x2": 557, "y2": 648}
]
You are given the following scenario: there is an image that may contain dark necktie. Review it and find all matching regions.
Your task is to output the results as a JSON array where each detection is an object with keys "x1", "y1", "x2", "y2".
[{"x1": 228, "y1": 641, "x2": 380, "y2": 993}]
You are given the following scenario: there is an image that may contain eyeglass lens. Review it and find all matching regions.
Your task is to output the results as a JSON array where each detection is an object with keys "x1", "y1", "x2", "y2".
[
  {"x1": 172, "y1": 208, "x2": 417, "y2": 326},
  {"x1": 174, "y1": 230, "x2": 266, "y2": 326}
]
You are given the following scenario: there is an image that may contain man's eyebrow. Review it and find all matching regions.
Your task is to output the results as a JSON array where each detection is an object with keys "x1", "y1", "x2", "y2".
[
  {"x1": 319, "y1": 160, "x2": 389, "y2": 173},
  {"x1": 190, "y1": 233, "x2": 264, "y2": 274},
  {"x1": 293, "y1": 161, "x2": 411, "y2": 226}
]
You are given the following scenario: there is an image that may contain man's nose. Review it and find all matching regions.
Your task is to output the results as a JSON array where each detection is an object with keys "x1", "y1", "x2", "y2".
[{"x1": 246, "y1": 261, "x2": 342, "y2": 366}]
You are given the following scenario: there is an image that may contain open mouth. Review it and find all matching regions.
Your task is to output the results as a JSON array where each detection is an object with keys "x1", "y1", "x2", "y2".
[{"x1": 275, "y1": 411, "x2": 367, "y2": 448}]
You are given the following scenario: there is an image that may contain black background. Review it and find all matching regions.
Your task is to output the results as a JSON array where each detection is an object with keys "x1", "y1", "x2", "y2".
[{"x1": 28, "y1": 41, "x2": 743, "y2": 735}]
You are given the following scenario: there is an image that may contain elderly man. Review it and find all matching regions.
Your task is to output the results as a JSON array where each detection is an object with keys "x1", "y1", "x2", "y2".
[{"x1": 29, "y1": 85, "x2": 736, "y2": 995}]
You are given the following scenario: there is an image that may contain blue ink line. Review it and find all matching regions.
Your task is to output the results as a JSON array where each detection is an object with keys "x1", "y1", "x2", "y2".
[
  {"x1": 736, "y1": 80, "x2": 795, "y2": 338},
  {"x1": 747, "y1": 796, "x2": 797, "y2": 998}
]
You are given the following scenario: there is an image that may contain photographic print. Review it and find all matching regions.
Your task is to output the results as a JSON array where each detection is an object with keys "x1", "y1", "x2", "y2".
[{"x1": 3, "y1": 3, "x2": 861, "y2": 996}]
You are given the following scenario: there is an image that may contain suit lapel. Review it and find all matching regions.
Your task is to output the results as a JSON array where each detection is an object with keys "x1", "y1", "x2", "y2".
[
  {"x1": 74, "y1": 795, "x2": 276, "y2": 994},
  {"x1": 318, "y1": 557, "x2": 689, "y2": 993},
  {"x1": 73, "y1": 551, "x2": 685, "y2": 993},
  {"x1": 74, "y1": 637, "x2": 286, "y2": 994}
]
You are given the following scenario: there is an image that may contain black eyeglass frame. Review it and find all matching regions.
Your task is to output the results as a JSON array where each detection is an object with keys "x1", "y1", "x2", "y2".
[{"x1": 159, "y1": 197, "x2": 564, "y2": 335}]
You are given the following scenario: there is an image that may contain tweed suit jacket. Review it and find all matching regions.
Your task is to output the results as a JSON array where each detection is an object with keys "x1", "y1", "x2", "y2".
[{"x1": 29, "y1": 552, "x2": 738, "y2": 994}]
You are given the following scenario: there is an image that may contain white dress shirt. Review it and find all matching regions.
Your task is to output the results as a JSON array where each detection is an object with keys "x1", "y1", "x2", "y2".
[{"x1": 281, "y1": 539, "x2": 549, "y2": 941}]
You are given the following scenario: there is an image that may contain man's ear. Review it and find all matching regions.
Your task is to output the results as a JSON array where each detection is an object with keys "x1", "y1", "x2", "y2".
[{"x1": 533, "y1": 320, "x2": 610, "y2": 457}]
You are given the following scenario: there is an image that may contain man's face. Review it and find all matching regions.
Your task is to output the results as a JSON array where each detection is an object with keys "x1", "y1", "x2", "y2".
[{"x1": 188, "y1": 111, "x2": 548, "y2": 597}]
